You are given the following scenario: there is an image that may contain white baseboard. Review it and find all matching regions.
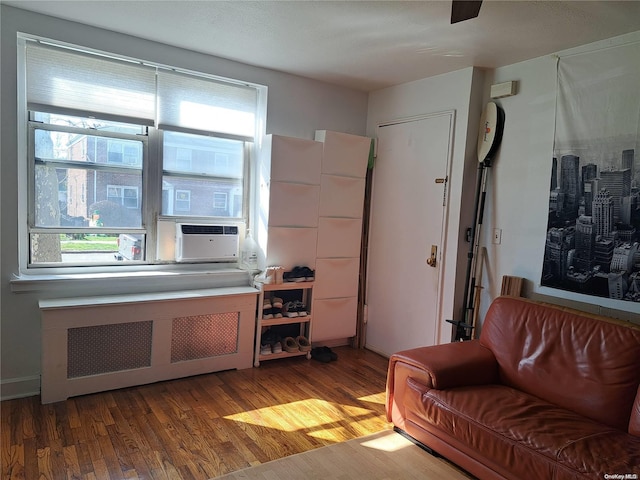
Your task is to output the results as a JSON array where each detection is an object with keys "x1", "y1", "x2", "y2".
[
  {"x1": 363, "y1": 343, "x2": 391, "y2": 359},
  {"x1": 1, "y1": 375, "x2": 41, "y2": 401}
]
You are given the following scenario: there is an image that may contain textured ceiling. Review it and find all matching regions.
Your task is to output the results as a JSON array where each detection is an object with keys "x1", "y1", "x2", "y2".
[{"x1": 4, "y1": 0, "x2": 640, "y2": 92}]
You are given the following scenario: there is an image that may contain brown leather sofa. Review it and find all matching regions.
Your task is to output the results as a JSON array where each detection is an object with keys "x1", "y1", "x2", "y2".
[{"x1": 386, "y1": 296, "x2": 640, "y2": 480}]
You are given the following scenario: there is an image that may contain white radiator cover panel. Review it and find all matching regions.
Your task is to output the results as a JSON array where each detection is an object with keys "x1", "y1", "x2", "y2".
[{"x1": 39, "y1": 287, "x2": 258, "y2": 403}]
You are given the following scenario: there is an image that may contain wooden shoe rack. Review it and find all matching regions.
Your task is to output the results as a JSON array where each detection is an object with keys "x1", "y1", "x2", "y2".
[{"x1": 254, "y1": 281, "x2": 313, "y2": 366}]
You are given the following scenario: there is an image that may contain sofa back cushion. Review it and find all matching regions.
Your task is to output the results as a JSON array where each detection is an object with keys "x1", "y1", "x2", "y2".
[{"x1": 480, "y1": 296, "x2": 640, "y2": 432}]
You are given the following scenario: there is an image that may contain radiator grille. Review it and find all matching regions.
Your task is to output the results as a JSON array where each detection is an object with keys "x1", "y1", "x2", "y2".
[
  {"x1": 171, "y1": 312, "x2": 239, "y2": 362},
  {"x1": 67, "y1": 321, "x2": 153, "y2": 378}
]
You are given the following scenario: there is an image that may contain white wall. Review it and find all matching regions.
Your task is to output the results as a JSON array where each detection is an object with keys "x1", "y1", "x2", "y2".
[
  {"x1": 0, "y1": 5, "x2": 369, "y2": 399},
  {"x1": 365, "y1": 30, "x2": 640, "y2": 350},
  {"x1": 366, "y1": 67, "x2": 486, "y2": 345},
  {"x1": 477, "y1": 30, "x2": 640, "y2": 326}
]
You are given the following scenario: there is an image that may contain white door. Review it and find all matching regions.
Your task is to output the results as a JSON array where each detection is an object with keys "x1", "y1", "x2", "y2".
[{"x1": 365, "y1": 112, "x2": 453, "y2": 356}]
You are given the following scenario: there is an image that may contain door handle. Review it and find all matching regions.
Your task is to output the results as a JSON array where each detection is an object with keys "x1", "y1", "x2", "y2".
[{"x1": 426, "y1": 245, "x2": 437, "y2": 267}]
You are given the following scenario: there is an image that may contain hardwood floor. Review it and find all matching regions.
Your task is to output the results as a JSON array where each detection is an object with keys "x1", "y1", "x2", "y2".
[{"x1": 1, "y1": 347, "x2": 392, "y2": 480}]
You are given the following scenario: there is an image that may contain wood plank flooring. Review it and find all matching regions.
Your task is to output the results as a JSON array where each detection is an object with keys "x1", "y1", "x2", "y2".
[{"x1": 1, "y1": 346, "x2": 392, "y2": 480}]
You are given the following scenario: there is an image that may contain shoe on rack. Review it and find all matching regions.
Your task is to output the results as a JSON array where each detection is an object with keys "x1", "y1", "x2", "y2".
[
  {"x1": 265, "y1": 267, "x2": 278, "y2": 284},
  {"x1": 285, "y1": 266, "x2": 307, "y2": 282},
  {"x1": 272, "y1": 307, "x2": 283, "y2": 318},
  {"x1": 283, "y1": 301, "x2": 299, "y2": 318},
  {"x1": 260, "y1": 344, "x2": 272, "y2": 355},
  {"x1": 283, "y1": 337, "x2": 299, "y2": 353},
  {"x1": 296, "y1": 336, "x2": 311, "y2": 352},
  {"x1": 294, "y1": 300, "x2": 307, "y2": 317},
  {"x1": 263, "y1": 308, "x2": 274, "y2": 320},
  {"x1": 275, "y1": 266, "x2": 284, "y2": 284},
  {"x1": 298, "y1": 266, "x2": 315, "y2": 282},
  {"x1": 271, "y1": 297, "x2": 283, "y2": 308},
  {"x1": 263, "y1": 298, "x2": 272, "y2": 310},
  {"x1": 261, "y1": 329, "x2": 276, "y2": 345},
  {"x1": 271, "y1": 341, "x2": 283, "y2": 354}
]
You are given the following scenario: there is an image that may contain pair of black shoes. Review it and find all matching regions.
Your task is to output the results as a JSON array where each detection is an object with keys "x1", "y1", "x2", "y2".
[
  {"x1": 311, "y1": 346, "x2": 337, "y2": 363},
  {"x1": 283, "y1": 266, "x2": 315, "y2": 282}
]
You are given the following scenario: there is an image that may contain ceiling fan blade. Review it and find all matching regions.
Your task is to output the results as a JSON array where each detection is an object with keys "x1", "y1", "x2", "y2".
[{"x1": 451, "y1": 0, "x2": 483, "y2": 24}]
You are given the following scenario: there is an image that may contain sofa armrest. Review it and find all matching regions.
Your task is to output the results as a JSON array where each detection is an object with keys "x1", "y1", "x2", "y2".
[{"x1": 386, "y1": 340, "x2": 499, "y2": 422}]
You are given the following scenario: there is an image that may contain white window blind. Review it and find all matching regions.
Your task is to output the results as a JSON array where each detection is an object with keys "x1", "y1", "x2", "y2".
[
  {"x1": 26, "y1": 42, "x2": 157, "y2": 124},
  {"x1": 157, "y1": 70, "x2": 257, "y2": 140},
  {"x1": 26, "y1": 41, "x2": 260, "y2": 140}
]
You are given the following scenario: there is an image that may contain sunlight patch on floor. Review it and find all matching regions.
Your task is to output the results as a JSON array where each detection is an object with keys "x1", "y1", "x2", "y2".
[
  {"x1": 306, "y1": 425, "x2": 350, "y2": 441},
  {"x1": 223, "y1": 398, "x2": 374, "y2": 432},
  {"x1": 360, "y1": 430, "x2": 413, "y2": 453},
  {"x1": 357, "y1": 392, "x2": 386, "y2": 405}
]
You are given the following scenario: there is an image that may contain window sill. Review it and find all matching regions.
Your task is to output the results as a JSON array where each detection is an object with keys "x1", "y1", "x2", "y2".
[{"x1": 11, "y1": 266, "x2": 256, "y2": 295}]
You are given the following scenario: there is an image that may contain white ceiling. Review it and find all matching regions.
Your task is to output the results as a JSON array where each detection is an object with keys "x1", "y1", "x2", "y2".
[{"x1": 5, "y1": 0, "x2": 640, "y2": 92}]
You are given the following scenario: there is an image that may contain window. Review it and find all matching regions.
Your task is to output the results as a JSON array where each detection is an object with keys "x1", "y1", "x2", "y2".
[
  {"x1": 107, "y1": 185, "x2": 139, "y2": 209},
  {"x1": 107, "y1": 140, "x2": 142, "y2": 165},
  {"x1": 213, "y1": 192, "x2": 228, "y2": 210},
  {"x1": 175, "y1": 190, "x2": 191, "y2": 212},
  {"x1": 21, "y1": 36, "x2": 266, "y2": 269}
]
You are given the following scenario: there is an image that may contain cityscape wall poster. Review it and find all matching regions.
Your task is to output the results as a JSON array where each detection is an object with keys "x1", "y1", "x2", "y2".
[{"x1": 541, "y1": 40, "x2": 640, "y2": 304}]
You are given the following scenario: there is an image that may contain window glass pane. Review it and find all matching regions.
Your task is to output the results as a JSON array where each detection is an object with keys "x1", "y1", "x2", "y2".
[
  {"x1": 35, "y1": 126, "x2": 143, "y2": 167},
  {"x1": 30, "y1": 233, "x2": 145, "y2": 265},
  {"x1": 35, "y1": 165, "x2": 142, "y2": 228},
  {"x1": 162, "y1": 176, "x2": 242, "y2": 218},
  {"x1": 163, "y1": 131, "x2": 244, "y2": 177},
  {"x1": 33, "y1": 112, "x2": 144, "y2": 135}
]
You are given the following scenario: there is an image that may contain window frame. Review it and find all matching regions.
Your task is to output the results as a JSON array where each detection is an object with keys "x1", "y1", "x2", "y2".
[{"x1": 17, "y1": 34, "x2": 267, "y2": 274}]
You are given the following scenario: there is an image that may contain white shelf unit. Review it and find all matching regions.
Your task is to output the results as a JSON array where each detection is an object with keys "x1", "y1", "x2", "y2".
[{"x1": 254, "y1": 281, "x2": 314, "y2": 366}]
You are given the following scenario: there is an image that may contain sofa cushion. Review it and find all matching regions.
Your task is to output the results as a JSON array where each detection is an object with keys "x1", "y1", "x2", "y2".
[
  {"x1": 480, "y1": 296, "x2": 640, "y2": 431},
  {"x1": 405, "y1": 380, "x2": 639, "y2": 479},
  {"x1": 556, "y1": 428, "x2": 640, "y2": 479}
]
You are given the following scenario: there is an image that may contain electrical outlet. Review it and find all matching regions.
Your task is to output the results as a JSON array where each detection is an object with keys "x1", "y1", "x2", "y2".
[{"x1": 493, "y1": 228, "x2": 502, "y2": 245}]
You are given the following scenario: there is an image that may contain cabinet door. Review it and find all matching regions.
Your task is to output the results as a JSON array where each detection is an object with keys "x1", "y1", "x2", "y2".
[
  {"x1": 270, "y1": 135, "x2": 323, "y2": 184},
  {"x1": 315, "y1": 130, "x2": 370, "y2": 178},
  {"x1": 319, "y1": 175, "x2": 366, "y2": 219},
  {"x1": 317, "y1": 217, "x2": 362, "y2": 258},
  {"x1": 311, "y1": 296, "x2": 358, "y2": 342},
  {"x1": 269, "y1": 182, "x2": 320, "y2": 227},
  {"x1": 314, "y1": 258, "x2": 360, "y2": 299},
  {"x1": 266, "y1": 227, "x2": 318, "y2": 270}
]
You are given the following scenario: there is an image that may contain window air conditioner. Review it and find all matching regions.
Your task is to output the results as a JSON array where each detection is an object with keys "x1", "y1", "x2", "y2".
[{"x1": 175, "y1": 224, "x2": 239, "y2": 263}]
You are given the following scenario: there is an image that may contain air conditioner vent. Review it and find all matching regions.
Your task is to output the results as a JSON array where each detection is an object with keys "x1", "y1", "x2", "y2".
[{"x1": 179, "y1": 224, "x2": 240, "y2": 235}]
